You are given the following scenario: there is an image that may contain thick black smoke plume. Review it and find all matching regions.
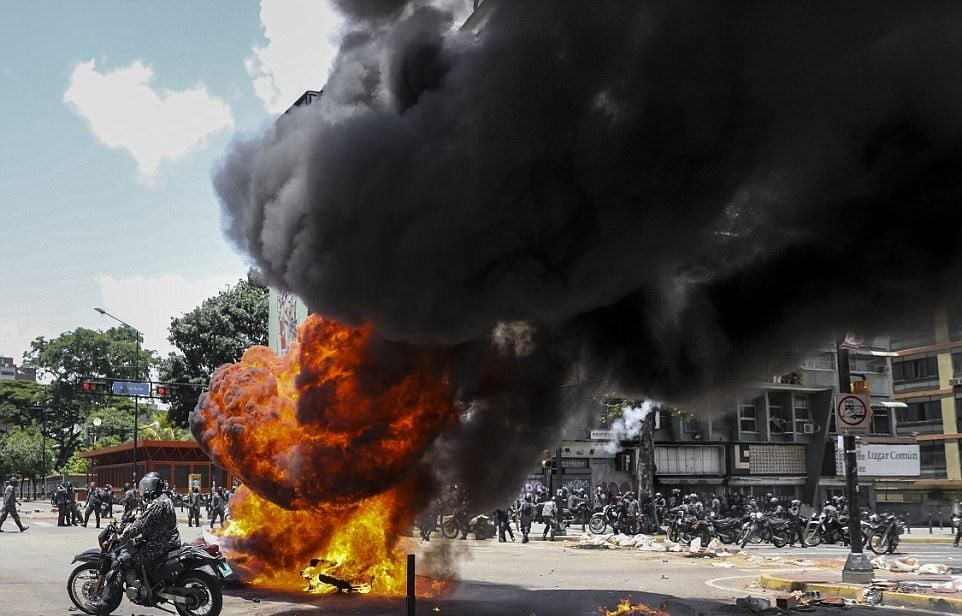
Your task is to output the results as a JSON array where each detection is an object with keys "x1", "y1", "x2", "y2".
[{"x1": 213, "y1": 1, "x2": 962, "y2": 506}]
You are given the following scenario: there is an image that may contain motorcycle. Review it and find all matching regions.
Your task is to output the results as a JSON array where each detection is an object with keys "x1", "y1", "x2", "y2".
[
  {"x1": 803, "y1": 512, "x2": 867, "y2": 547},
  {"x1": 441, "y1": 512, "x2": 497, "y2": 539},
  {"x1": 588, "y1": 504, "x2": 622, "y2": 535},
  {"x1": 563, "y1": 501, "x2": 592, "y2": 528},
  {"x1": 67, "y1": 518, "x2": 231, "y2": 616},
  {"x1": 666, "y1": 512, "x2": 712, "y2": 545},
  {"x1": 868, "y1": 514, "x2": 903, "y2": 554},
  {"x1": 739, "y1": 512, "x2": 789, "y2": 548},
  {"x1": 710, "y1": 514, "x2": 744, "y2": 545}
]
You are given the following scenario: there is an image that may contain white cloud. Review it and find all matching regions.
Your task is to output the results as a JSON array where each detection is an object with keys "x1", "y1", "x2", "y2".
[
  {"x1": 95, "y1": 272, "x2": 245, "y2": 357},
  {"x1": 246, "y1": 0, "x2": 343, "y2": 113},
  {"x1": 64, "y1": 60, "x2": 234, "y2": 178}
]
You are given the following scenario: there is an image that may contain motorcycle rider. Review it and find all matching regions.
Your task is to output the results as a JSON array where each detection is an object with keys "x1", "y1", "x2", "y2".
[
  {"x1": 788, "y1": 499, "x2": 807, "y2": 547},
  {"x1": 187, "y1": 486, "x2": 202, "y2": 528},
  {"x1": 102, "y1": 484, "x2": 114, "y2": 519},
  {"x1": 593, "y1": 486, "x2": 608, "y2": 511},
  {"x1": 83, "y1": 482, "x2": 102, "y2": 528},
  {"x1": 89, "y1": 471, "x2": 180, "y2": 612}
]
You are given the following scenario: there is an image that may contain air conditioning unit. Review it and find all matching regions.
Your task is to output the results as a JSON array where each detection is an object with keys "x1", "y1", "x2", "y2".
[
  {"x1": 950, "y1": 377, "x2": 962, "y2": 387},
  {"x1": 802, "y1": 423, "x2": 816, "y2": 434}
]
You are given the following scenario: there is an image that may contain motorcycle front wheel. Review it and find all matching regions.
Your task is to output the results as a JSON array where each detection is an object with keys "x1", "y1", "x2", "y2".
[
  {"x1": 588, "y1": 514, "x2": 607, "y2": 535},
  {"x1": 67, "y1": 563, "x2": 121, "y2": 615},
  {"x1": 441, "y1": 519, "x2": 460, "y2": 539},
  {"x1": 803, "y1": 529, "x2": 822, "y2": 547},
  {"x1": 174, "y1": 570, "x2": 223, "y2": 616},
  {"x1": 868, "y1": 531, "x2": 890, "y2": 555}
]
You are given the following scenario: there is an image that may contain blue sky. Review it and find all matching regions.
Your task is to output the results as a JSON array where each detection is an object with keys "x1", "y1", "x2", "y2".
[{"x1": 0, "y1": 1, "x2": 342, "y2": 361}]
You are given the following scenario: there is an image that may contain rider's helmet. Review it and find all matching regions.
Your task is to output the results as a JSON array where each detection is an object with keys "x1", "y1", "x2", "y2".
[
  {"x1": 790, "y1": 499, "x2": 801, "y2": 507},
  {"x1": 671, "y1": 488, "x2": 681, "y2": 496},
  {"x1": 138, "y1": 471, "x2": 166, "y2": 501},
  {"x1": 655, "y1": 492, "x2": 663, "y2": 498},
  {"x1": 690, "y1": 493, "x2": 699, "y2": 501},
  {"x1": 769, "y1": 497, "x2": 779, "y2": 506},
  {"x1": 681, "y1": 495, "x2": 691, "y2": 504}
]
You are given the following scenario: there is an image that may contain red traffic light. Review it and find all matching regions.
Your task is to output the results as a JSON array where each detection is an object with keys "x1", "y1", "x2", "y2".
[
  {"x1": 154, "y1": 385, "x2": 172, "y2": 397},
  {"x1": 80, "y1": 379, "x2": 107, "y2": 393}
]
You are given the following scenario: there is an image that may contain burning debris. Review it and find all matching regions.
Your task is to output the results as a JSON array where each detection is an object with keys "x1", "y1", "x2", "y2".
[
  {"x1": 600, "y1": 597, "x2": 670, "y2": 616},
  {"x1": 301, "y1": 558, "x2": 372, "y2": 594}
]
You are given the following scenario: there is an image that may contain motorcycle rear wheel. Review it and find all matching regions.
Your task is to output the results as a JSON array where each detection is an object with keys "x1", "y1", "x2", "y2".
[
  {"x1": 667, "y1": 526, "x2": 679, "y2": 542},
  {"x1": 174, "y1": 570, "x2": 223, "y2": 616},
  {"x1": 771, "y1": 529, "x2": 789, "y2": 548},
  {"x1": 67, "y1": 563, "x2": 121, "y2": 615},
  {"x1": 441, "y1": 519, "x2": 460, "y2": 539}
]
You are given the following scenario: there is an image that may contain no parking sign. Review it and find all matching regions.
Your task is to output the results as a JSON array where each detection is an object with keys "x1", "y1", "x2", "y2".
[{"x1": 834, "y1": 393, "x2": 873, "y2": 434}]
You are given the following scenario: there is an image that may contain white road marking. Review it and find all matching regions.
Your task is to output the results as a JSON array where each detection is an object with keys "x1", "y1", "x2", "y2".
[{"x1": 32, "y1": 521, "x2": 53, "y2": 527}]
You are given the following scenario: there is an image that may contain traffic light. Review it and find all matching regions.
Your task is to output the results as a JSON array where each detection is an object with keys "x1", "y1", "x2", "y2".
[
  {"x1": 541, "y1": 449, "x2": 552, "y2": 470},
  {"x1": 154, "y1": 384, "x2": 174, "y2": 398},
  {"x1": 79, "y1": 379, "x2": 109, "y2": 394}
]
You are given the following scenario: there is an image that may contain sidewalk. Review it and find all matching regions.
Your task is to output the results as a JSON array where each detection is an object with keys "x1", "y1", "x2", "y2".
[
  {"x1": 760, "y1": 570, "x2": 962, "y2": 613},
  {"x1": 901, "y1": 526, "x2": 956, "y2": 544}
]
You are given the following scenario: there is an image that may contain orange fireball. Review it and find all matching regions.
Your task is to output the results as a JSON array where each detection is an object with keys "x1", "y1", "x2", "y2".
[
  {"x1": 192, "y1": 315, "x2": 457, "y2": 509},
  {"x1": 190, "y1": 315, "x2": 460, "y2": 593}
]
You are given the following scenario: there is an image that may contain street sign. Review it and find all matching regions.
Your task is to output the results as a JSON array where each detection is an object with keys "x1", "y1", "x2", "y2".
[
  {"x1": 834, "y1": 393, "x2": 873, "y2": 434},
  {"x1": 112, "y1": 380, "x2": 150, "y2": 397}
]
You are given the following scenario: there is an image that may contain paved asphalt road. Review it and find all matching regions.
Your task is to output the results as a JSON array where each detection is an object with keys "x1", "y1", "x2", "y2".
[{"x1": 3, "y1": 512, "x2": 957, "y2": 616}]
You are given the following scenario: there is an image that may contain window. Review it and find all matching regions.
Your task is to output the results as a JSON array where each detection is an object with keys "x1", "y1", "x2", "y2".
[
  {"x1": 870, "y1": 407, "x2": 891, "y2": 435},
  {"x1": 891, "y1": 325, "x2": 935, "y2": 350},
  {"x1": 174, "y1": 465, "x2": 190, "y2": 491},
  {"x1": 739, "y1": 402, "x2": 758, "y2": 433},
  {"x1": 920, "y1": 442, "x2": 947, "y2": 479},
  {"x1": 893, "y1": 356, "x2": 939, "y2": 382},
  {"x1": 793, "y1": 395, "x2": 813, "y2": 433},
  {"x1": 849, "y1": 356, "x2": 887, "y2": 373},
  {"x1": 953, "y1": 351, "x2": 962, "y2": 377},
  {"x1": 800, "y1": 353, "x2": 835, "y2": 371},
  {"x1": 902, "y1": 400, "x2": 943, "y2": 423},
  {"x1": 949, "y1": 307, "x2": 962, "y2": 343}
]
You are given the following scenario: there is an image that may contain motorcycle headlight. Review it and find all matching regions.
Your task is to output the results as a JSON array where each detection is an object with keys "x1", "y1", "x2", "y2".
[{"x1": 755, "y1": 512, "x2": 764, "y2": 520}]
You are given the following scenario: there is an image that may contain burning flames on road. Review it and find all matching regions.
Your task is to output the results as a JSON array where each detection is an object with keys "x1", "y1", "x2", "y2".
[
  {"x1": 600, "y1": 597, "x2": 669, "y2": 616},
  {"x1": 191, "y1": 315, "x2": 459, "y2": 594}
]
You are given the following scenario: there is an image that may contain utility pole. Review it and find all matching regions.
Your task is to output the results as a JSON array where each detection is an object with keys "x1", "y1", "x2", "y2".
[
  {"x1": 636, "y1": 412, "x2": 655, "y2": 531},
  {"x1": 837, "y1": 336, "x2": 874, "y2": 584}
]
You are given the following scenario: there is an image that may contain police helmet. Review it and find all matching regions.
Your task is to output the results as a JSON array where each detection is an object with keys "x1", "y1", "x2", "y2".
[
  {"x1": 770, "y1": 497, "x2": 779, "y2": 505},
  {"x1": 138, "y1": 471, "x2": 166, "y2": 500}
]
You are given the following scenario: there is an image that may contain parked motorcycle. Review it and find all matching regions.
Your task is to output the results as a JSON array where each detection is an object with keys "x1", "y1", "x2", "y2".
[
  {"x1": 739, "y1": 512, "x2": 789, "y2": 548},
  {"x1": 588, "y1": 504, "x2": 623, "y2": 535},
  {"x1": 666, "y1": 512, "x2": 713, "y2": 545},
  {"x1": 868, "y1": 514, "x2": 903, "y2": 554},
  {"x1": 710, "y1": 514, "x2": 745, "y2": 545},
  {"x1": 803, "y1": 512, "x2": 867, "y2": 547},
  {"x1": 67, "y1": 518, "x2": 231, "y2": 616},
  {"x1": 441, "y1": 512, "x2": 497, "y2": 539}
]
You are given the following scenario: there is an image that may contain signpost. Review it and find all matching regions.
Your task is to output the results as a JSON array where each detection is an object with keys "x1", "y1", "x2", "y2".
[
  {"x1": 834, "y1": 393, "x2": 872, "y2": 434},
  {"x1": 111, "y1": 381, "x2": 150, "y2": 397}
]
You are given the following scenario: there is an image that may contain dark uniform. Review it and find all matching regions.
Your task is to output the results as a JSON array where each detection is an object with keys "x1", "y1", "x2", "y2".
[
  {"x1": 209, "y1": 488, "x2": 226, "y2": 528},
  {"x1": 91, "y1": 472, "x2": 180, "y2": 610},
  {"x1": 56, "y1": 484, "x2": 70, "y2": 526},
  {"x1": 83, "y1": 483, "x2": 102, "y2": 528},
  {"x1": 495, "y1": 506, "x2": 514, "y2": 542},
  {"x1": 187, "y1": 487, "x2": 202, "y2": 527},
  {"x1": 0, "y1": 480, "x2": 28, "y2": 532},
  {"x1": 122, "y1": 484, "x2": 139, "y2": 514}
]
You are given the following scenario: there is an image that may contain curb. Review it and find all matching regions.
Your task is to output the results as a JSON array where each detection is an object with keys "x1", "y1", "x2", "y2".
[
  {"x1": 900, "y1": 536, "x2": 954, "y2": 544},
  {"x1": 759, "y1": 574, "x2": 962, "y2": 614}
]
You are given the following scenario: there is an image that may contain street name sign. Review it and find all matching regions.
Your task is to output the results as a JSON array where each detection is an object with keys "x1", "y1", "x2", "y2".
[
  {"x1": 112, "y1": 380, "x2": 150, "y2": 397},
  {"x1": 834, "y1": 393, "x2": 873, "y2": 434}
]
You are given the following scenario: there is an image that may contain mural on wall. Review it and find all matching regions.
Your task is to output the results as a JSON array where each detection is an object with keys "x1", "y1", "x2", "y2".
[{"x1": 561, "y1": 478, "x2": 591, "y2": 493}]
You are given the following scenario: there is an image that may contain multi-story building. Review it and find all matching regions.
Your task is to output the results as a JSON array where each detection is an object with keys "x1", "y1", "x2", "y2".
[
  {"x1": 886, "y1": 307, "x2": 962, "y2": 519},
  {"x1": 0, "y1": 356, "x2": 37, "y2": 382},
  {"x1": 553, "y1": 338, "x2": 916, "y2": 512}
]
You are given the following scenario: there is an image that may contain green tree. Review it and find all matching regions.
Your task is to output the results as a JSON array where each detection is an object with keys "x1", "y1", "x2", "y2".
[
  {"x1": 21, "y1": 326, "x2": 158, "y2": 469},
  {"x1": 0, "y1": 380, "x2": 43, "y2": 428},
  {"x1": 0, "y1": 426, "x2": 54, "y2": 497},
  {"x1": 160, "y1": 277, "x2": 268, "y2": 425}
]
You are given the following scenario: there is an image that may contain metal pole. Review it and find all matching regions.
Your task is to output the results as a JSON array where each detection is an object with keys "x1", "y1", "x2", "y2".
[
  {"x1": 132, "y1": 334, "x2": 141, "y2": 483},
  {"x1": 406, "y1": 553, "x2": 415, "y2": 616},
  {"x1": 837, "y1": 337, "x2": 873, "y2": 583}
]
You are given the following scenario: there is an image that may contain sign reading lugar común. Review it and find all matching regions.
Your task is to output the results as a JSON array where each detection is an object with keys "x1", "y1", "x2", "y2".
[{"x1": 835, "y1": 441, "x2": 920, "y2": 477}]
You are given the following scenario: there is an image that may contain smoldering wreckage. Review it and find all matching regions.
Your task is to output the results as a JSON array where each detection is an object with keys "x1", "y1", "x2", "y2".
[{"x1": 188, "y1": 0, "x2": 962, "y2": 599}]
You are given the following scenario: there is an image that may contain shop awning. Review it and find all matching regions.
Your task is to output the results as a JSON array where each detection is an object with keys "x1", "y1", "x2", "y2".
[{"x1": 875, "y1": 401, "x2": 908, "y2": 409}]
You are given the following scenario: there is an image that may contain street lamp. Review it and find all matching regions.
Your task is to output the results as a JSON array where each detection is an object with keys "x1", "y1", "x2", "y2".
[
  {"x1": 94, "y1": 307, "x2": 144, "y2": 484},
  {"x1": 90, "y1": 416, "x2": 102, "y2": 444}
]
